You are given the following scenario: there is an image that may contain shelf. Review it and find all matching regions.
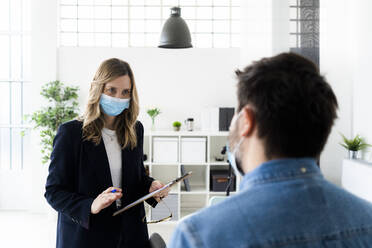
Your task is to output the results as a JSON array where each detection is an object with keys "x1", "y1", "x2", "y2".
[
  {"x1": 209, "y1": 191, "x2": 236, "y2": 195},
  {"x1": 209, "y1": 161, "x2": 229, "y2": 165},
  {"x1": 145, "y1": 130, "x2": 229, "y2": 137},
  {"x1": 180, "y1": 191, "x2": 207, "y2": 195},
  {"x1": 180, "y1": 163, "x2": 208, "y2": 166},
  {"x1": 151, "y1": 163, "x2": 179, "y2": 166}
]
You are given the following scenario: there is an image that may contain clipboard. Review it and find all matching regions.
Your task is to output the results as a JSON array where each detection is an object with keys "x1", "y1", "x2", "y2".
[{"x1": 113, "y1": 171, "x2": 192, "y2": 216}]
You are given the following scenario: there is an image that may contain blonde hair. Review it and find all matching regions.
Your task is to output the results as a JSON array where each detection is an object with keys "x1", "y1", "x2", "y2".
[{"x1": 80, "y1": 58, "x2": 139, "y2": 149}]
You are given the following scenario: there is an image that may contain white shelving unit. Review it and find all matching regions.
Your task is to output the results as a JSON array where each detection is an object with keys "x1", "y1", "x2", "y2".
[{"x1": 143, "y1": 130, "x2": 240, "y2": 222}]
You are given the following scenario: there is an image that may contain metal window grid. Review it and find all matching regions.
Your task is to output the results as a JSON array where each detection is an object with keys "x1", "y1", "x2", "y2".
[
  {"x1": 289, "y1": 0, "x2": 319, "y2": 65},
  {"x1": 0, "y1": 0, "x2": 31, "y2": 170},
  {"x1": 59, "y1": 0, "x2": 240, "y2": 48}
]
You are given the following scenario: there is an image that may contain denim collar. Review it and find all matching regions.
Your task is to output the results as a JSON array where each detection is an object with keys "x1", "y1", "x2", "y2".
[{"x1": 240, "y1": 158, "x2": 322, "y2": 190}]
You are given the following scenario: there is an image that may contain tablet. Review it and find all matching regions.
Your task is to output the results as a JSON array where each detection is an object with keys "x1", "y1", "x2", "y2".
[{"x1": 113, "y1": 171, "x2": 192, "y2": 216}]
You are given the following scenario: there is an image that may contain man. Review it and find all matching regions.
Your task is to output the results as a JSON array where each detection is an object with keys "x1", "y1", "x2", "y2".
[{"x1": 169, "y1": 53, "x2": 372, "y2": 247}]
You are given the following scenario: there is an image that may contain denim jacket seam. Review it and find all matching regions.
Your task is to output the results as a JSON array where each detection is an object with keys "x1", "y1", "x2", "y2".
[
  {"x1": 257, "y1": 226, "x2": 372, "y2": 247},
  {"x1": 244, "y1": 172, "x2": 320, "y2": 187}
]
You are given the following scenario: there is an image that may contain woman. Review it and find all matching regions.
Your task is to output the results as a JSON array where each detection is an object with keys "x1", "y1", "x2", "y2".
[{"x1": 45, "y1": 58, "x2": 169, "y2": 248}]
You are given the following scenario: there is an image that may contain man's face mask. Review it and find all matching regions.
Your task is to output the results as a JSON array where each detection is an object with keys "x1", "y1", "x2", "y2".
[{"x1": 226, "y1": 111, "x2": 245, "y2": 177}]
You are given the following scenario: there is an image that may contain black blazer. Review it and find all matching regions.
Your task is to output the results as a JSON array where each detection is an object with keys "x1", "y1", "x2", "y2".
[{"x1": 45, "y1": 120, "x2": 157, "y2": 248}]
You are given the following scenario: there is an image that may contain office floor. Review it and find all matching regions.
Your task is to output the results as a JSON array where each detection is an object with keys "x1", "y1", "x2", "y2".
[{"x1": 0, "y1": 210, "x2": 177, "y2": 248}]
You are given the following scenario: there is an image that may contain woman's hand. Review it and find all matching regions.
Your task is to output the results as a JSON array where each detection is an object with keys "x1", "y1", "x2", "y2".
[
  {"x1": 149, "y1": 180, "x2": 170, "y2": 202},
  {"x1": 91, "y1": 187, "x2": 123, "y2": 214}
]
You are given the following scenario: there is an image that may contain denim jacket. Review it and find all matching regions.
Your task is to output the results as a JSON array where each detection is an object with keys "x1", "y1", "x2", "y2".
[{"x1": 168, "y1": 158, "x2": 372, "y2": 248}]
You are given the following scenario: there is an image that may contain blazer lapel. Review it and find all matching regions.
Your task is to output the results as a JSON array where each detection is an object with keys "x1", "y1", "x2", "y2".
[
  {"x1": 85, "y1": 139, "x2": 113, "y2": 188},
  {"x1": 121, "y1": 147, "x2": 129, "y2": 189}
]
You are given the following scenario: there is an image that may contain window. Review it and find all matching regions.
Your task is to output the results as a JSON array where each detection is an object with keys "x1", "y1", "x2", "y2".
[
  {"x1": 289, "y1": 0, "x2": 319, "y2": 65},
  {"x1": 59, "y1": 0, "x2": 240, "y2": 48},
  {"x1": 0, "y1": 0, "x2": 31, "y2": 170}
]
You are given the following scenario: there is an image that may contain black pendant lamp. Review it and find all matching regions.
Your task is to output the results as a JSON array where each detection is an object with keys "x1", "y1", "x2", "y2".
[{"x1": 158, "y1": 7, "x2": 192, "y2": 49}]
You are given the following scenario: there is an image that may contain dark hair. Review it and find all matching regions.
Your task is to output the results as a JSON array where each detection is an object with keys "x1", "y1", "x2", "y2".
[{"x1": 236, "y1": 53, "x2": 338, "y2": 159}]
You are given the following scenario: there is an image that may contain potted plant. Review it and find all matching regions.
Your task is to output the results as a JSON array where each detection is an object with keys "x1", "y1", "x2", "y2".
[
  {"x1": 173, "y1": 121, "x2": 181, "y2": 131},
  {"x1": 26, "y1": 81, "x2": 80, "y2": 164},
  {"x1": 147, "y1": 108, "x2": 161, "y2": 131},
  {"x1": 340, "y1": 133, "x2": 371, "y2": 159}
]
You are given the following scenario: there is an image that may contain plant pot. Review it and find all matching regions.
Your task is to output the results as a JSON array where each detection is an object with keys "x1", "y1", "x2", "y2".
[
  {"x1": 173, "y1": 126, "x2": 180, "y2": 131},
  {"x1": 348, "y1": 150, "x2": 359, "y2": 159}
]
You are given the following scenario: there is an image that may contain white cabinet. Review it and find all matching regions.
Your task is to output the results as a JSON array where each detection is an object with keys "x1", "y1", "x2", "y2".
[{"x1": 342, "y1": 159, "x2": 372, "y2": 203}]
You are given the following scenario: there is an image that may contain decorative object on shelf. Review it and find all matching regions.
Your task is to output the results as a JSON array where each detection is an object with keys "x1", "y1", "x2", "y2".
[
  {"x1": 173, "y1": 121, "x2": 181, "y2": 131},
  {"x1": 214, "y1": 156, "x2": 225, "y2": 162},
  {"x1": 184, "y1": 118, "x2": 194, "y2": 131},
  {"x1": 340, "y1": 133, "x2": 371, "y2": 159},
  {"x1": 201, "y1": 107, "x2": 235, "y2": 131},
  {"x1": 210, "y1": 169, "x2": 236, "y2": 192},
  {"x1": 159, "y1": 7, "x2": 192, "y2": 49},
  {"x1": 180, "y1": 165, "x2": 191, "y2": 192},
  {"x1": 219, "y1": 108, "x2": 235, "y2": 131},
  {"x1": 147, "y1": 108, "x2": 161, "y2": 131},
  {"x1": 25, "y1": 81, "x2": 79, "y2": 164},
  {"x1": 214, "y1": 145, "x2": 227, "y2": 162}
]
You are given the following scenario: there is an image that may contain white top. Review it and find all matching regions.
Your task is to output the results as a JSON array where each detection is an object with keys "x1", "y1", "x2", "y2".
[{"x1": 101, "y1": 127, "x2": 122, "y2": 207}]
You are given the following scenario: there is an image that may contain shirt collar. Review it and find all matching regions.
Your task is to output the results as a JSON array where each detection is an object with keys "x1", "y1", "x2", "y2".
[{"x1": 240, "y1": 158, "x2": 322, "y2": 190}]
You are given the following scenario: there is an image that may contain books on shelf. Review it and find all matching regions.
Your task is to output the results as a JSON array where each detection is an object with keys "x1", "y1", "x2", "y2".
[{"x1": 181, "y1": 164, "x2": 191, "y2": 192}]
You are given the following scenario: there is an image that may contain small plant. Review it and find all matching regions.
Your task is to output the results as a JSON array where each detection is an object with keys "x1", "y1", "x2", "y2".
[
  {"x1": 173, "y1": 121, "x2": 181, "y2": 131},
  {"x1": 27, "y1": 81, "x2": 79, "y2": 164},
  {"x1": 173, "y1": 121, "x2": 181, "y2": 127},
  {"x1": 147, "y1": 108, "x2": 161, "y2": 131},
  {"x1": 340, "y1": 134, "x2": 371, "y2": 151}
]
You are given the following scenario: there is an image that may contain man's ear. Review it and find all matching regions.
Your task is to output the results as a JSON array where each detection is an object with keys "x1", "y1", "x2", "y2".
[{"x1": 239, "y1": 106, "x2": 256, "y2": 137}]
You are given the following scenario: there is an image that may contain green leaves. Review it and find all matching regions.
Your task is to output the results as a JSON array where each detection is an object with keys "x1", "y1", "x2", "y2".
[
  {"x1": 173, "y1": 121, "x2": 181, "y2": 127},
  {"x1": 147, "y1": 108, "x2": 161, "y2": 120},
  {"x1": 340, "y1": 133, "x2": 372, "y2": 151},
  {"x1": 28, "y1": 81, "x2": 80, "y2": 164}
]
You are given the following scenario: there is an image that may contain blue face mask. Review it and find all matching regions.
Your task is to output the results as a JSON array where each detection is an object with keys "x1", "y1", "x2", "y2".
[
  {"x1": 99, "y1": 94, "x2": 130, "y2": 116},
  {"x1": 226, "y1": 138, "x2": 244, "y2": 177},
  {"x1": 226, "y1": 111, "x2": 245, "y2": 176}
]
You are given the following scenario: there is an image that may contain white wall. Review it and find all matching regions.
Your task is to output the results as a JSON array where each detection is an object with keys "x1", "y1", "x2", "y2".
[
  {"x1": 319, "y1": 0, "x2": 353, "y2": 185},
  {"x1": 240, "y1": 0, "x2": 289, "y2": 66},
  {"x1": 350, "y1": 0, "x2": 372, "y2": 161},
  {"x1": 28, "y1": 0, "x2": 58, "y2": 212},
  {"x1": 319, "y1": 0, "x2": 372, "y2": 185},
  {"x1": 58, "y1": 48, "x2": 240, "y2": 131}
]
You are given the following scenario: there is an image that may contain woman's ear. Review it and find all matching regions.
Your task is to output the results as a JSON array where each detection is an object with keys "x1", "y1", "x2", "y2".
[{"x1": 239, "y1": 106, "x2": 256, "y2": 137}]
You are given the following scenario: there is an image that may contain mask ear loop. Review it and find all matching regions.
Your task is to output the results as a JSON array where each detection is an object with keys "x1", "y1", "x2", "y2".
[{"x1": 230, "y1": 109, "x2": 245, "y2": 154}]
